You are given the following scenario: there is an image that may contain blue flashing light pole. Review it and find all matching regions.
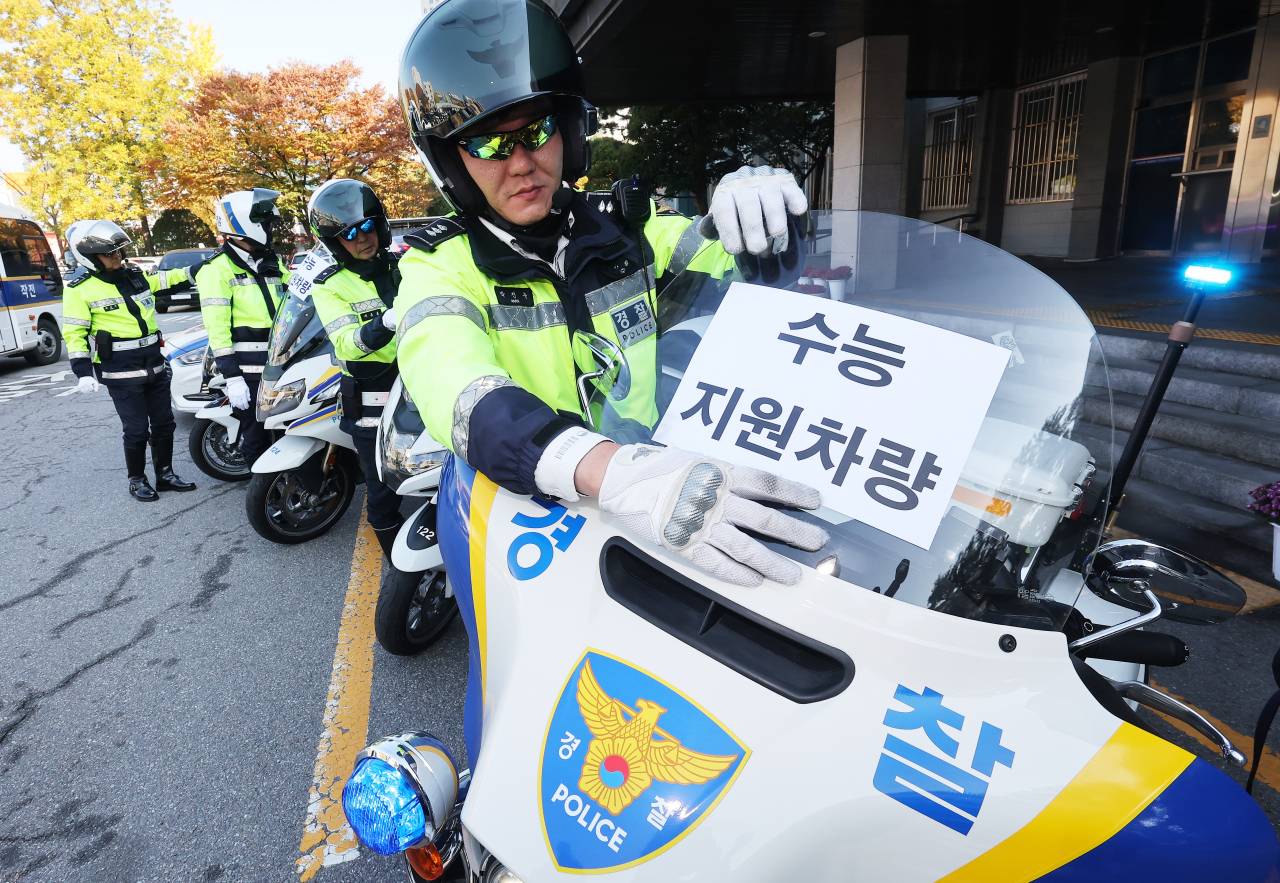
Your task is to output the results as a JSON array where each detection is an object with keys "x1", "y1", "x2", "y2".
[{"x1": 1107, "y1": 265, "x2": 1233, "y2": 525}]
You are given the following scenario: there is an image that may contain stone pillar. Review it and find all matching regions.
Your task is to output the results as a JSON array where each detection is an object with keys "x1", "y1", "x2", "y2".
[
  {"x1": 833, "y1": 36, "x2": 909, "y2": 212},
  {"x1": 1223, "y1": 13, "x2": 1280, "y2": 262},
  {"x1": 1067, "y1": 57, "x2": 1141, "y2": 260},
  {"x1": 969, "y1": 88, "x2": 1013, "y2": 246}
]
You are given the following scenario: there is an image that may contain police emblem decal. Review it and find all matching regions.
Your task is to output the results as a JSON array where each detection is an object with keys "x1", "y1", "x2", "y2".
[{"x1": 539, "y1": 650, "x2": 749, "y2": 872}]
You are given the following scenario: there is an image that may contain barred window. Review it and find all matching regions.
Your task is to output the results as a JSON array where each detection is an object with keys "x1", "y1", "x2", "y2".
[
  {"x1": 922, "y1": 102, "x2": 976, "y2": 211},
  {"x1": 1007, "y1": 72, "x2": 1086, "y2": 204}
]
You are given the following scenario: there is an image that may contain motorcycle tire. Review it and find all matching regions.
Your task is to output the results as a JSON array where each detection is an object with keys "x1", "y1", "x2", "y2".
[
  {"x1": 375, "y1": 567, "x2": 458, "y2": 656},
  {"x1": 245, "y1": 455, "x2": 356, "y2": 544},
  {"x1": 188, "y1": 419, "x2": 251, "y2": 482}
]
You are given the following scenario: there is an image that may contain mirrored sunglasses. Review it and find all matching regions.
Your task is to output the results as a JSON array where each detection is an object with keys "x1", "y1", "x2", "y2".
[
  {"x1": 458, "y1": 114, "x2": 557, "y2": 161},
  {"x1": 341, "y1": 218, "x2": 377, "y2": 241}
]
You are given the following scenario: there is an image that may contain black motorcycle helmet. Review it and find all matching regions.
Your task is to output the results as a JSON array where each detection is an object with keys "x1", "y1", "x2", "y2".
[
  {"x1": 307, "y1": 179, "x2": 392, "y2": 257},
  {"x1": 397, "y1": 0, "x2": 597, "y2": 217}
]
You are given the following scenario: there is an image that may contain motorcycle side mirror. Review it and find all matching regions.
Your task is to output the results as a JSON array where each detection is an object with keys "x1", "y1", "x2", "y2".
[
  {"x1": 572, "y1": 330, "x2": 631, "y2": 427},
  {"x1": 1084, "y1": 538, "x2": 1246, "y2": 624}
]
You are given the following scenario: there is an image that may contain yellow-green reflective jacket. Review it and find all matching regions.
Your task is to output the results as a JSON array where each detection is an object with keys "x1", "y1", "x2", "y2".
[
  {"x1": 62, "y1": 266, "x2": 190, "y2": 366},
  {"x1": 394, "y1": 191, "x2": 734, "y2": 494},
  {"x1": 196, "y1": 249, "x2": 291, "y2": 378}
]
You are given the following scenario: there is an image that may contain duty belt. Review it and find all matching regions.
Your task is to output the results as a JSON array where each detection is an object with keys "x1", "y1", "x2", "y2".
[
  {"x1": 112, "y1": 333, "x2": 160, "y2": 351},
  {"x1": 239, "y1": 364, "x2": 265, "y2": 374},
  {"x1": 101, "y1": 363, "x2": 165, "y2": 380},
  {"x1": 232, "y1": 341, "x2": 269, "y2": 352},
  {"x1": 361, "y1": 392, "x2": 389, "y2": 406}
]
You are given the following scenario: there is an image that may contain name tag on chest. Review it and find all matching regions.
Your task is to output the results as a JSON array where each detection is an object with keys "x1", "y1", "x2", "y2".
[
  {"x1": 360, "y1": 310, "x2": 382, "y2": 322},
  {"x1": 610, "y1": 298, "x2": 655, "y2": 348},
  {"x1": 104, "y1": 304, "x2": 119, "y2": 311},
  {"x1": 495, "y1": 286, "x2": 534, "y2": 308}
]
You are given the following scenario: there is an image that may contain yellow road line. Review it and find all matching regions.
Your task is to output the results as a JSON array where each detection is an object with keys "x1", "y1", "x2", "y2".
[
  {"x1": 1089, "y1": 315, "x2": 1280, "y2": 346},
  {"x1": 1147, "y1": 680, "x2": 1280, "y2": 795},
  {"x1": 296, "y1": 514, "x2": 381, "y2": 881}
]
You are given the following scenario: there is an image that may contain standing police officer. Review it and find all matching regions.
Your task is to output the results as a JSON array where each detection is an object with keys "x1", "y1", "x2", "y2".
[
  {"x1": 62, "y1": 220, "x2": 198, "y2": 501},
  {"x1": 197, "y1": 189, "x2": 290, "y2": 472},
  {"x1": 297, "y1": 179, "x2": 403, "y2": 556}
]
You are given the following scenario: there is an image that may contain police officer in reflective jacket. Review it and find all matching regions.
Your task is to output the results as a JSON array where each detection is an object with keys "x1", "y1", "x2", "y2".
[
  {"x1": 62, "y1": 219, "x2": 198, "y2": 501},
  {"x1": 394, "y1": 0, "x2": 827, "y2": 768},
  {"x1": 297, "y1": 179, "x2": 403, "y2": 556},
  {"x1": 197, "y1": 189, "x2": 291, "y2": 472}
]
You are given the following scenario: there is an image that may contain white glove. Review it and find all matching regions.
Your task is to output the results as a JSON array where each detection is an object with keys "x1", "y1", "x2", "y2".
[
  {"x1": 77, "y1": 375, "x2": 98, "y2": 395},
  {"x1": 598, "y1": 444, "x2": 828, "y2": 587},
  {"x1": 226, "y1": 375, "x2": 251, "y2": 410},
  {"x1": 382, "y1": 307, "x2": 396, "y2": 331},
  {"x1": 699, "y1": 165, "x2": 808, "y2": 256}
]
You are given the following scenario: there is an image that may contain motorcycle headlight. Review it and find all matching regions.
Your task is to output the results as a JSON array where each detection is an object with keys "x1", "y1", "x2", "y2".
[
  {"x1": 380, "y1": 422, "x2": 446, "y2": 493},
  {"x1": 485, "y1": 865, "x2": 526, "y2": 883},
  {"x1": 256, "y1": 379, "x2": 305, "y2": 420},
  {"x1": 342, "y1": 732, "x2": 459, "y2": 856}
]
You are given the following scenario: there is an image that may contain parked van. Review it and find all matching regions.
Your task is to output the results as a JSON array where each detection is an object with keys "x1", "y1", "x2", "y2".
[{"x1": 0, "y1": 203, "x2": 63, "y2": 366}]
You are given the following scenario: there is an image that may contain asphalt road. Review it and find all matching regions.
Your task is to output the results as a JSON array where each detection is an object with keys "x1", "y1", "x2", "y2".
[{"x1": 1, "y1": 308, "x2": 1279, "y2": 882}]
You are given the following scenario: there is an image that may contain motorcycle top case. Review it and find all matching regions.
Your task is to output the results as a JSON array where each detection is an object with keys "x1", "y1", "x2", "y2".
[{"x1": 443, "y1": 464, "x2": 1280, "y2": 883}]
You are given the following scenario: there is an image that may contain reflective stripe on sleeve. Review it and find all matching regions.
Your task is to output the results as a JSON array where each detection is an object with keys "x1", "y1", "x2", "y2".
[
  {"x1": 585, "y1": 264, "x2": 654, "y2": 316},
  {"x1": 353, "y1": 330, "x2": 375, "y2": 355},
  {"x1": 63, "y1": 317, "x2": 91, "y2": 327},
  {"x1": 212, "y1": 347, "x2": 234, "y2": 357},
  {"x1": 100, "y1": 369, "x2": 149, "y2": 379},
  {"x1": 397, "y1": 295, "x2": 487, "y2": 342},
  {"x1": 68, "y1": 349, "x2": 90, "y2": 359},
  {"x1": 451, "y1": 375, "x2": 518, "y2": 462},
  {"x1": 324, "y1": 315, "x2": 358, "y2": 336},
  {"x1": 485, "y1": 302, "x2": 566, "y2": 331},
  {"x1": 350, "y1": 299, "x2": 384, "y2": 313},
  {"x1": 666, "y1": 222, "x2": 707, "y2": 277},
  {"x1": 201, "y1": 297, "x2": 232, "y2": 307}
]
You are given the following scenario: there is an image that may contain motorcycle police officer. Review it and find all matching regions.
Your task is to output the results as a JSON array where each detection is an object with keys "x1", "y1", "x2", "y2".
[
  {"x1": 197, "y1": 188, "x2": 291, "y2": 472},
  {"x1": 62, "y1": 219, "x2": 198, "y2": 501},
  {"x1": 392, "y1": 0, "x2": 828, "y2": 766},
  {"x1": 297, "y1": 179, "x2": 403, "y2": 557}
]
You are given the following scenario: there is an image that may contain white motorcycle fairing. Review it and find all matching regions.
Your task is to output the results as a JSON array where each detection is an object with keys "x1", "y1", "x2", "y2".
[
  {"x1": 252, "y1": 433, "x2": 327, "y2": 474},
  {"x1": 391, "y1": 499, "x2": 444, "y2": 574},
  {"x1": 444, "y1": 474, "x2": 1266, "y2": 883},
  {"x1": 195, "y1": 401, "x2": 238, "y2": 442}
]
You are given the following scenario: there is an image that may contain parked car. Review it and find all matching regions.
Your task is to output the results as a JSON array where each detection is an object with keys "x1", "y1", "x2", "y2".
[
  {"x1": 130, "y1": 256, "x2": 160, "y2": 272},
  {"x1": 154, "y1": 247, "x2": 217, "y2": 312},
  {"x1": 161, "y1": 321, "x2": 213, "y2": 414},
  {"x1": 390, "y1": 234, "x2": 408, "y2": 255}
]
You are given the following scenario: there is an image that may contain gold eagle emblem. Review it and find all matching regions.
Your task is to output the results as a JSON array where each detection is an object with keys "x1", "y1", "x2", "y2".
[{"x1": 575, "y1": 659, "x2": 738, "y2": 815}]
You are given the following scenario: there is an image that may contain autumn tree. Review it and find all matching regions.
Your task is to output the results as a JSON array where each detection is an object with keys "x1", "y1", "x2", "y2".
[
  {"x1": 162, "y1": 61, "x2": 445, "y2": 236},
  {"x1": 0, "y1": 0, "x2": 216, "y2": 250}
]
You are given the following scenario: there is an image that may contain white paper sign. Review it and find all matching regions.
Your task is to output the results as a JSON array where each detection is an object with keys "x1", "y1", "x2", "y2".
[{"x1": 652, "y1": 283, "x2": 1010, "y2": 549}]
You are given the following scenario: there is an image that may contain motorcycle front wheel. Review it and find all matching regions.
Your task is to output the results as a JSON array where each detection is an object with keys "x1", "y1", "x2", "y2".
[
  {"x1": 375, "y1": 567, "x2": 458, "y2": 656},
  {"x1": 188, "y1": 419, "x2": 251, "y2": 482},
  {"x1": 245, "y1": 456, "x2": 356, "y2": 544}
]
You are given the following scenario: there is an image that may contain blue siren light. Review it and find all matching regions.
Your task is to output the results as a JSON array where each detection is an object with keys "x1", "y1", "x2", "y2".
[
  {"x1": 1184, "y1": 265, "x2": 1232, "y2": 285},
  {"x1": 342, "y1": 757, "x2": 427, "y2": 855}
]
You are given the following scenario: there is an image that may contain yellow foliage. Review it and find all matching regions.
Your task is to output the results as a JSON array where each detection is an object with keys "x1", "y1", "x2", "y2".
[{"x1": 0, "y1": 0, "x2": 215, "y2": 246}]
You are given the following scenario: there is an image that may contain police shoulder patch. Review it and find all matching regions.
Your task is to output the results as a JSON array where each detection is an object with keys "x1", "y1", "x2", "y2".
[
  {"x1": 404, "y1": 217, "x2": 467, "y2": 253},
  {"x1": 67, "y1": 274, "x2": 89, "y2": 288}
]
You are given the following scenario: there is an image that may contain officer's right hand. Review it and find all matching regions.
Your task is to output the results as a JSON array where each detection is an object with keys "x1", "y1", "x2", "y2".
[
  {"x1": 77, "y1": 376, "x2": 98, "y2": 395},
  {"x1": 381, "y1": 307, "x2": 397, "y2": 331},
  {"x1": 226, "y1": 375, "x2": 251, "y2": 410},
  {"x1": 597, "y1": 444, "x2": 829, "y2": 587}
]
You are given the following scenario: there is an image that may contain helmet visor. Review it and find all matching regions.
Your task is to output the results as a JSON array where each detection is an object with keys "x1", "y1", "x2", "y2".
[
  {"x1": 399, "y1": 0, "x2": 584, "y2": 140},
  {"x1": 248, "y1": 188, "x2": 282, "y2": 224}
]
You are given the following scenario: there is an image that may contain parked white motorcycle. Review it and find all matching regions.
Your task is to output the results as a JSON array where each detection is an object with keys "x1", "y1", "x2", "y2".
[
  {"x1": 372, "y1": 376, "x2": 458, "y2": 656},
  {"x1": 241, "y1": 290, "x2": 360, "y2": 544},
  {"x1": 342, "y1": 211, "x2": 1274, "y2": 883}
]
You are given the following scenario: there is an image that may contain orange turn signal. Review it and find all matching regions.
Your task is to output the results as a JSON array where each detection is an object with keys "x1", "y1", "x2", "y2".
[{"x1": 406, "y1": 843, "x2": 444, "y2": 880}]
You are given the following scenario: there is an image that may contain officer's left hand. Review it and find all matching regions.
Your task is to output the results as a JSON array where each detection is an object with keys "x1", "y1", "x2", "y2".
[
  {"x1": 382, "y1": 308, "x2": 396, "y2": 331},
  {"x1": 77, "y1": 376, "x2": 98, "y2": 395},
  {"x1": 699, "y1": 165, "x2": 808, "y2": 256}
]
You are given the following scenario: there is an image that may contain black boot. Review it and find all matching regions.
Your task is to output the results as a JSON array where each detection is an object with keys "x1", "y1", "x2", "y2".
[
  {"x1": 372, "y1": 514, "x2": 405, "y2": 561},
  {"x1": 125, "y1": 445, "x2": 158, "y2": 502},
  {"x1": 151, "y1": 435, "x2": 196, "y2": 492}
]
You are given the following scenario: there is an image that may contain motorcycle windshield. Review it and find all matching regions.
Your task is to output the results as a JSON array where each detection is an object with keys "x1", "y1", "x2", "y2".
[
  {"x1": 590, "y1": 210, "x2": 1113, "y2": 633},
  {"x1": 266, "y1": 291, "x2": 331, "y2": 375}
]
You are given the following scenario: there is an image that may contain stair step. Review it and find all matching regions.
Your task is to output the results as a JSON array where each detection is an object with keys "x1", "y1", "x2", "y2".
[
  {"x1": 1088, "y1": 355, "x2": 1280, "y2": 418},
  {"x1": 1071, "y1": 421, "x2": 1280, "y2": 510},
  {"x1": 1081, "y1": 387, "x2": 1280, "y2": 468},
  {"x1": 1098, "y1": 330, "x2": 1280, "y2": 381},
  {"x1": 1120, "y1": 477, "x2": 1275, "y2": 552}
]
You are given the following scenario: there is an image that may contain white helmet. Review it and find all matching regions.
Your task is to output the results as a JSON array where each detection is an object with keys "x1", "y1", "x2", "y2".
[
  {"x1": 67, "y1": 219, "x2": 131, "y2": 269},
  {"x1": 213, "y1": 188, "x2": 282, "y2": 246}
]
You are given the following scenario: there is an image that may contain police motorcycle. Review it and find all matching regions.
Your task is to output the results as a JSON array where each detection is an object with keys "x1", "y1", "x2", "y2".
[
  {"x1": 341, "y1": 211, "x2": 1277, "y2": 883},
  {"x1": 242, "y1": 288, "x2": 361, "y2": 544},
  {"x1": 371, "y1": 376, "x2": 458, "y2": 656},
  {"x1": 187, "y1": 358, "x2": 251, "y2": 482}
]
